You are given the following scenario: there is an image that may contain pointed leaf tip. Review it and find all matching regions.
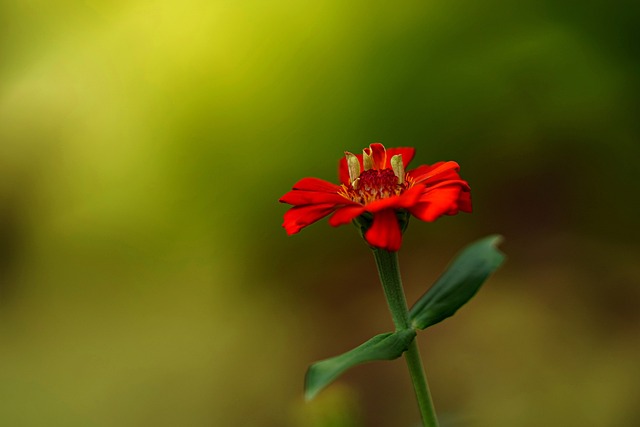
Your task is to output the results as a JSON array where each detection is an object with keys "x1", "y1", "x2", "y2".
[
  {"x1": 304, "y1": 329, "x2": 416, "y2": 401},
  {"x1": 409, "y1": 235, "x2": 506, "y2": 330}
]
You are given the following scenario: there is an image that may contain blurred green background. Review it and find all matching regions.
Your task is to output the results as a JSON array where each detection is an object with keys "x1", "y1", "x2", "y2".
[{"x1": 1, "y1": 1, "x2": 639, "y2": 426}]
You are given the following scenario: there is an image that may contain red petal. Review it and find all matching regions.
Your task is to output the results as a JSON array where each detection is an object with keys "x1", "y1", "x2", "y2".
[
  {"x1": 409, "y1": 186, "x2": 465, "y2": 222},
  {"x1": 420, "y1": 179, "x2": 470, "y2": 193},
  {"x1": 280, "y1": 177, "x2": 347, "y2": 206},
  {"x1": 385, "y1": 147, "x2": 416, "y2": 168},
  {"x1": 395, "y1": 183, "x2": 426, "y2": 207},
  {"x1": 408, "y1": 161, "x2": 461, "y2": 184},
  {"x1": 364, "y1": 183, "x2": 425, "y2": 213},
  {"x1": 292, "y1": 177, "x2": 341, "y2": 193},
  {"x1": 282, "y1": 204, "x2": 338, "y2": 235},
  {"x1": 329, "y1": 205, "x2": 366, "y2": 226},
  {"x1": 458, "y1": 189, "x2": 473, "y2": 213},
  {"x1": 364, "y1": 210, "x2": 403, "y2": 251},
  {"x1": 279, "y1": 189, "x2": 349, "y2": 206},
  {"x1": 365, "y1": 143, "x2": 387, "y2": 170},
  {"x1": 363, "y1": 195, "x2": 403, "y2": 213}
]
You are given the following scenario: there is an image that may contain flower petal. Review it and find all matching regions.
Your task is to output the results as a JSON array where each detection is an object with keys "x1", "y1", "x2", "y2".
[
  {"x1": 364, "y1": 143, "x2": 387, "y2": 170},
  {"x1": 408, "y1": 161, "x2": 461, "y2": 184},
  {"x1": 329, "y1": 205, "x2": 366, "y2": 227},
  {"x1": 386, "y1": 147, "x2": 415, "y2": 169},
  {"x1": 280, "y1": 177, "x2": 348, "y2": 206},
  {"x1": 409, "y1": 186, "x2": 466, "y2": 222},
  {"x1": 282, "y1": 203, "x2": 338, "y2": 235},
  {"x1": 364, "y1": 209, "x2": 403, "y2": 251},
  {"x1": 420, "y1": 179, "x2": 470, "y2": 193},
  {"x1": 458, "y1": 189, "x2": 473, "y2": 213},
  {"x1": 292, "y1": 177, "x2": 342, "y2": 193},
  {"x1": 364, "y1": 183, "x2": 426, "y2": 213},
  {"x1": 279, "y1": 189, "x2": 349, "y2": 206}
]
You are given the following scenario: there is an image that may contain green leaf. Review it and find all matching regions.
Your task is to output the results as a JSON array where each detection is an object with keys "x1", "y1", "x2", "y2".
[
  {"x1": 409, "y1": 234, "x2": 505, "y2": 330},
  {"x1": 304, "y1": 329, "x2": 416, "y2": 401}
]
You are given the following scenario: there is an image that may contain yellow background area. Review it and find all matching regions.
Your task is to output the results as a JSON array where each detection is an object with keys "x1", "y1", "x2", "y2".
[{"x1": 1, "y1": 1, "x2": 639, "y2": 426}]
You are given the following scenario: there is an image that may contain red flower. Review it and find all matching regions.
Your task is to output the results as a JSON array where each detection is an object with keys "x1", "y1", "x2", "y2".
[{"x1": 279, "y1": 143, "x2": 472, "y2": 251}]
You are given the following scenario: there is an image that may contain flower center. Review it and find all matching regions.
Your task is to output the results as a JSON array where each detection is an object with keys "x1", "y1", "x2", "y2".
[{"x1": 341, "y1": 169, "x2": 408, "y2": 205}]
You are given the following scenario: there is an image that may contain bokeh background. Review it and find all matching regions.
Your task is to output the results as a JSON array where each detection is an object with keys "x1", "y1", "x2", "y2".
[{"x1": 1, "y1": 1, "x2": 639, "y2": 426}]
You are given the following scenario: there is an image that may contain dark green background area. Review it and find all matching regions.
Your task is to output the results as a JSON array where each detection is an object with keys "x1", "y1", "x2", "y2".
[{"x1": 1, "y1": 1, "x2": 638, "y2": 426}]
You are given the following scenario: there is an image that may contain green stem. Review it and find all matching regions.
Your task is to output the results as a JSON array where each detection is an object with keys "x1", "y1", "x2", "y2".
[
  {"x1": 372, "y1": 249, "x2": 439, "y2": 427},
  {"x1": 404, "y1": 340, "x2": 439, "y2": 427}
]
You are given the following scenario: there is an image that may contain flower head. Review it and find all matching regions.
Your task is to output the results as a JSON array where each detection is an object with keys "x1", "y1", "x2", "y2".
[{"x1": 279, "y1": 143, "x2": 472, "y2": 251}]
